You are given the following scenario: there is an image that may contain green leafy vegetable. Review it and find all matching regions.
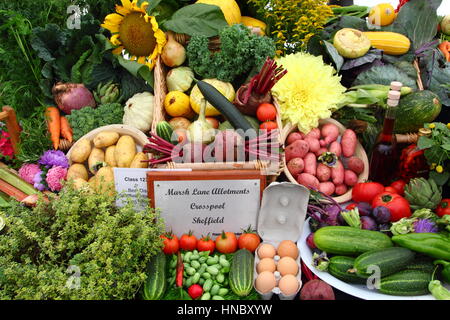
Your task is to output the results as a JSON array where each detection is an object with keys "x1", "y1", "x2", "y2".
[{"x1": 353, "y1": 65, "x2": 418, "y2": 89}]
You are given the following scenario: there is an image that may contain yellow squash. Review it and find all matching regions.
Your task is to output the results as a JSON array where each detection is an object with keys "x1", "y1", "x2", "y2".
[
  {"x1": 190, "y1": 79, "x2": 235, "y2": 116},
  {"x1": 363, "y1": 32, "x2": 411, "y2": 55},
  {"x1": 196, "y1": 0, "x2": 241, "y2": 25},
  {"x1": 240, "y1": 16, "x2": 267, "y2": 35},
  {"x1": 368, "y1": 3, "x2": 397, "y2": 27}
]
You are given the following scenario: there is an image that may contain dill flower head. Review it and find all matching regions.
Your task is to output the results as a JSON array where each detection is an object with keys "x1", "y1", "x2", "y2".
[{"x1": 271, "y1": 52, "x2": 346, "y2": 133}]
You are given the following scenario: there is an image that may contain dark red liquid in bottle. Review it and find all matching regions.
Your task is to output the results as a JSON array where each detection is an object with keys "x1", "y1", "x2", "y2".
[{"x1": 369, "y1": 116, "x2": 398, "y2": 185}]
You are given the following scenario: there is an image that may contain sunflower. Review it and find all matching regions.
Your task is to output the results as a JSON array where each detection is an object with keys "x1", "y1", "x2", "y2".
[{"x1": 101, "y1": 0, "x2": 167, "y2": 70}]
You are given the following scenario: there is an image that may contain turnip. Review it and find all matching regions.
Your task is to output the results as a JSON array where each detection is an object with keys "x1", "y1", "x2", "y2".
[{"x1": 52, "y1": 82, "x2": 96, "y2": 114}]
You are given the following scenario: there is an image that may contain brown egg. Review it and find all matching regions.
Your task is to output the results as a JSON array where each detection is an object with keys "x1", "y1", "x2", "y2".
[
  {"x1": 278, "y1": 274, "x2": 299, "y2": 296},
  {"x1": 277, "y1": 256, "x2": 299, "y2": 276},
  {"x1": 257, "y1": 243, "x2": 276, "y2": 259},
  {"x1": 277, "y1": 240, "x2": 299, "y2": 259},
  {"x1": 257, "y1": 258, "x2": 276, "y2": 273},
  {"x1": 255, "y1": 271, "x2": 277, "y2": 294}
]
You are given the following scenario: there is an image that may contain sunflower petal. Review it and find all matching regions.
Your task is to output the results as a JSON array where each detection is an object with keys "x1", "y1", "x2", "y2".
[
  {"x1": 121, "y1": 0, "x2": 133, "y2": 10},
  {"x1": 115, "y1": 4, "x2": 131, "y2": 16},
  {"x1": 137, "y1": 56, "x2": 146, "y2": 64},
  {"x1": 112, "y1": 46, "x2": 124, "y2": 55},
  {"x1": 110, "y1": 34, "x2": 122, "y2": 46}
]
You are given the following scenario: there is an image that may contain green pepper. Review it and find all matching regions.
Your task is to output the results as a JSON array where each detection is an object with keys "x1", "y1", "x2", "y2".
[
  {"x1": 434, "y1": 260, "x2": 450, "y2": 284},
  {"x1": 392, "y1": 233, "x2": 450, "y2": 260},
  {"x1": 429, "y1": 280, "x2": 450, "y2": 300}
]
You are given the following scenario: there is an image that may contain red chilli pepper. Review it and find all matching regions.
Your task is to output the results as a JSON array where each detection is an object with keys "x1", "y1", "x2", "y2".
[{"x1": 176, "y1": 251, "x2": 184, "y2": 287}]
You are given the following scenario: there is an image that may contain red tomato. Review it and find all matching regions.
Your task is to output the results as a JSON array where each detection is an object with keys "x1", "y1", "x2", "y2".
[
  {"x1": 372, "y1": 192, "x2": 411, "y2": 222},
  {"x1": 179, "y1": 231, "x2": 197, "y2": 251},
  {"x1": 436, "y1": 199, "x2": 450, "y2": 217},
  {"x1": 256, "y1": 103, "x2": 277, "y2": 122},
  {"x1": 238, "y1": 231, "x2": 261, "y2": 252},
  {"x1": 390, "y1": 180, "x2": 406, "y2": 196},
  {"x1": 384, "y1": 186, "x2": 398, "y2": 194},
  {"x1": 161, "y1": 233, "x2": 179, "y2": 254},
  {"x1": 215, "y1": 231, "x2": 238, "y2": 254},
  {"x1": 197, "y1": 234, "x2": 215, "y2": 254},
  {"x1": 259, "y1": 121, "x2": 278, "y2": 131},
  {"x1": 346, "y1": 203, "x2": 358, "y2": 210},
  {"x1": 351, "y1": 182, "x2": 385, "y2": 203}
]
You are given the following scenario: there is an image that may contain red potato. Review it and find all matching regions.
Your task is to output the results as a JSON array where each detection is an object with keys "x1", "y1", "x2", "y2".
[
  {"x1": 316, "y1": 147, "x2": 327, "y2": 157},
  {"x1": 346, "y1": 156, "x2": 365, "y2": 175},
  {"x1": 328, "y1": 141, "x2": 342, "y2": 157},
  {"x1": 335, "y1": 184, "x2": 348, "y2": 196},
  {"x1": 304, "y1": 137, "x2": 320, "y2": 153},
  {"x1": 297, "y1": 173, "x2": 320, "y2": 189},
  {"x1": 285, "y1": 140, "x2": 310, "y2": 162},
  {"x1": 319, "y1": 182, "x2": 335, "y2": 196},
  {"x1": 344, "y1": 169, "x2": 358, "y2": 187},
  {"x1": 316, "y1": 163, "x2": 331, "y2": 182},
  {"x1": 341, "y1": 129, "x2": 357, "y2": 157},
  {"x1": 286, "y1": 132, "x2": 304, "y2": 145},
  {"x1": 320, "y1": 123, "x2": 340, "y2": 145},
  {"x1": 287, "y1": 158, "x2": 305, "y2": 177},
  {"x1": 331, "y1": 160, "x2": 344, "y2": 185},
  {"x1": 305, "y1": 128, "x2": 321, "y2": 140},
  {"x1": 303, "y1": 153, "x2": 317, "y2": 175}
]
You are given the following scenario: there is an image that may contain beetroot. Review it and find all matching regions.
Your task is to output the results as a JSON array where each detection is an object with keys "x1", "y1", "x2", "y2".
[
  {"x1": 300, "y1": 279, "x2": 335, "y2": 300},
  {"x1": 306, "y1": 233, "x2": 316, "y2": 249},
  {"x1": 52, "y1": 82, "x2": 96, "y2": 114}
]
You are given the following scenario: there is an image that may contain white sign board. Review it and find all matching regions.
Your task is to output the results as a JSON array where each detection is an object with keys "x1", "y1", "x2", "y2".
[{"x1": 153, "y1": 179, "x2": 261, "y2": 238}]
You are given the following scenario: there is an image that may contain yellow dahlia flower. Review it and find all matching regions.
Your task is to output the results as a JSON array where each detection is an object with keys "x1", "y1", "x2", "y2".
[
  {"x1": 101, "y1": 0, "x2": 166, "y2": 70},
  {"x1": 271, "y1": 52, "x2": 345, "y2": 133}
]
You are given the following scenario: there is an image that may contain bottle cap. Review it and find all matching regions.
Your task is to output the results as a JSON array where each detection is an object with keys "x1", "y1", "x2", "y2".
[
  {"x1": 387, "y1": 99, "x2": 399, "y2": 107},
  {"x1": 390, "y1": 81, "x2": 403, "y2": 91},
  {"x1": 388, "y1": 90, "x2": 401, "y2": 100},
  {"x1": 418, "y1": 128, "x2": 432, "y2": 137}
]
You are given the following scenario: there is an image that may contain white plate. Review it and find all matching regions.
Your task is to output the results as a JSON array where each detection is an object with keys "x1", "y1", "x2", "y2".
[{"x1": 298, "y1": 218, "x2": 447, "y2": 300}]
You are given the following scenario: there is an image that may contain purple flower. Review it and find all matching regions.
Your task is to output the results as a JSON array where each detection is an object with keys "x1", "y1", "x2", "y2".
[
  {"x1": 414, "y1": 219, "x2": 438, "y2": 233},
  {"x1": 38, "y1": 150, "x2": 69, "y2": 168},
  {"x1": 33, "y1": 170, "x2": 46, "y2": 191}
]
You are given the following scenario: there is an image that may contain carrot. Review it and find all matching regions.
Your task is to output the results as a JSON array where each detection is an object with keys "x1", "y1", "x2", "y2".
[
  {"x1": 46, "y1": 106, "x2": 60, "y2": 150},
  {"x1": 60, "y1": 116, "x2": 73, "y2": 143},
  {"x1": 438, "y1": 41, "x2": 450, "y2": 62},
  {"x1": 0, "y1": 179, "x2": 28, "y2": 201}
]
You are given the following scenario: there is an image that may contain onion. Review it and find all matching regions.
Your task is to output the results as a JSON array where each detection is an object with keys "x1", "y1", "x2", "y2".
[
  {"x1": 52, "y1": 82, "x2": 96, "y2": 114},
  {"x1": 300, "y1": 279, "x2": 335, "y2": 300}
]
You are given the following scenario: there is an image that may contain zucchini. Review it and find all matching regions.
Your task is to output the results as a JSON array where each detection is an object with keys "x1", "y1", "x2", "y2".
[
  {"x1": 229, "y1": 249, "x2": 254, "y2": 297},
  {"x1": 142, "y1": 251, "x2": 167, "y2": 300},
  {"x1": 379, "y1": 270, "x2": 432, "y2": 296},
  {"x1": 352, "y1": 247, "x2": 415, "y2": 278},
  {"x1": 328, "y1": 256, "x2": 366, "y2": 284},
  {"x1": 197, "y1": 80, "x2": 253, "y2": 134},
  {"x1": 314, "y1": 226, "x2": 393, "y2": 256}
]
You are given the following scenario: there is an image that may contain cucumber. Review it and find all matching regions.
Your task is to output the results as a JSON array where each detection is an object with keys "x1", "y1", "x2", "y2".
[
  {"x1": 142, "y1": 252, "x2": 167, "y2": 300},
  {"x1": 197, "y1": 80, "x2": 253, "y2": 134},
  {"x1": 156, "y1": 121, "x2": 174, "y2": 143},
  {"x1": 314, "y1": 226, "x2": 393, "y2": 256},
  {"x1": 404, "y1": 258, "x2": 436, "y2": 274},
  {"x1": 229, "y1": 249, "x2": 254, "y2": 297},
  {"x1": 353, "y1": 247, "x2": 415, "y2": 278},
  {"x1": 379, "y1": 270, "x2": 432, "y2": 296},
  {"x1": 328, "y1": 256, "x2": 366, "y2": 284}
]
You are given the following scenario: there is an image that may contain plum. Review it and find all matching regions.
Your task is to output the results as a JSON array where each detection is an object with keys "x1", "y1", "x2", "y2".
[
  {"x1": 360, "y1": 216, "x2": 377, "y2": 230},
  {"x1": 372, "y1": 206, "x2": 391, "y2": 224},
  {"x1": 356, "y1": 202, "x2": 372, "y2": 216}
]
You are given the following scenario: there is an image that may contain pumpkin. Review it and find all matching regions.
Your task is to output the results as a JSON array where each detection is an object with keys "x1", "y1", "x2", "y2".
[
  {"x1": 190, "y1": 79, "x2": 235, "y2": 116},
  {"x1": 196, "y1": 0, "x2": 241, "y2": 25},
  {"x1": 122, "y1": 92, "x2": 154, "y2": 132}
]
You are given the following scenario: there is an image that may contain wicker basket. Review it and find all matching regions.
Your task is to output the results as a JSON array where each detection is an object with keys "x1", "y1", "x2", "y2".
[{"x1": 149, "y1": 57, "x2": 284, "y2": 181}]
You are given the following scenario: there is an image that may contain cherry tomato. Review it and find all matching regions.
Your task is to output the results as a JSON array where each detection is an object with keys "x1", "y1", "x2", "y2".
[
  {"x1": 256, "y1": 103, "x2": 277, "y2": 122},
  {"x1": 197, "y1": 234, "x2": 215, "y2": 254},
  {"x1": 436, "y1": 199, "x2": 450, "y2": 217},
  {"x1": 384, "y1": 186, "x2": 398, "y2": 194},
  {"x1": 238, "y1": 230, "x2": 261, "y2": 253},
  {"x1": 372, "y1": 192, "x2": 411, "y2": 222},
  {"x1": 161, "y1": 232, "x2": 179, "y2": 254},
  {"x1": 215, "y1": 231, "x2": 238, "y2": 254},
  {"x1": 390, "y1": 180, "x2": 406, "y2": 196},
  {"x1": 259, "y1": 121, "x2": 278, "y2": 131},
  {"x1": 187, "y1": 284, "x2": 203, "y2": 300},
  {"x1": 179, "y1": 231, "x2": 197, "y2": 251},
  {"x1": 351, "y1": 182, "x2": 385, "y2": 203}
]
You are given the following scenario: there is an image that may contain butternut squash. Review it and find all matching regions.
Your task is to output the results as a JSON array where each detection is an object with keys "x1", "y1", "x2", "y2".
[
  {"x1": 196, "y1": 0, "x2": 241, "y2": 25},
  {"x1": 363, "y1": 32, "x2": 410, "y2": 55}
]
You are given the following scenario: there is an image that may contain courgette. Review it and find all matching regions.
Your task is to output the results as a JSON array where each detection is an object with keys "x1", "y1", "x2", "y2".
[
  {"x1": 314, "y1": 226, "x2": 393, "y2": 256},
  {"x1": 379, "y1": 270, "x2": 432, "y2": 296},
  {"x1": 352, "y1": 247, "x2": 415, "y2": 278},
  {"x1": 142, "y1": 252, "x2": 167, "y2": 300},
  {"x1": 197, "y1": 80, "x2": 253, "y2": 135},
  {"x1": 229, "y1": 249, "x2": 254, "y2": 297},
  {"x1": 328, "y1": 256, "x2": 366, "y2": 284}
]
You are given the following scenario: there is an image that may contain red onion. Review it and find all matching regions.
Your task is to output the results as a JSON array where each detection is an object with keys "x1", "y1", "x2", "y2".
[{"x1": 52, "y1": 82, "x2": 96, "y2": 114}]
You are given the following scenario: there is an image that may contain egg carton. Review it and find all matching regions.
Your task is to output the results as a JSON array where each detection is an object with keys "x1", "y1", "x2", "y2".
[
  {"x1": 253, "y1": 241, "x2": 302, "y2": 300},
  {"x1": 252, "y1": 182, "x2": 310, "y2": 300}
]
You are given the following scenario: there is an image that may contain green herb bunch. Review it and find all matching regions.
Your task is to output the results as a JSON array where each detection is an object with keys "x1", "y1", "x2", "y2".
[
  {"x1": 66, "y1": 103, "x2": 124, "y2": 141},
  {"x1": 186, "y1": 24, "x2": 276, "y2": 82},
  {"x1": 246, "y1": 0, "x2": 333, "y2": 54},
  {"x1": 0, "y1": 184, "x2": 164, "y2": 300}
]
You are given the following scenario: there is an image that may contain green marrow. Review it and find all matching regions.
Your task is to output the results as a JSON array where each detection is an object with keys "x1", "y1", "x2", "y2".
[
  {"x1": 229, "y1": 249, "x2": 254, "y2": 297},
  {"x1": 379, "y1": 270, "x2": 432, "y2": 296},
  {"x1": 142, "y1": 252, "x2": 167, "y2": 300},
  {"x1": 328, "y1": 256, "x2": 366, "y2": 284}
]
